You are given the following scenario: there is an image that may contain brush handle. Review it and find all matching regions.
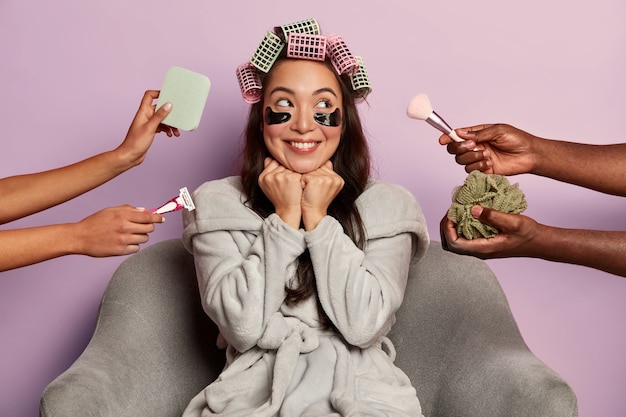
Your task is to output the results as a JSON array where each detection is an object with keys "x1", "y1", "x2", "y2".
[
  {"x1": 426, "y1": 111, "x2": 462, "y2": 142},
  {"x1": 425, "y1": 111, "x2": 463, "y2": 142},
  {"x1": 448, "y1": 130, "x2": 463, "y2": 143}
]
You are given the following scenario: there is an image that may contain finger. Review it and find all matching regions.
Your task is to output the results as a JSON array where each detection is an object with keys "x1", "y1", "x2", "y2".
[
  {"x1": 128, "y1": 207, "x2": 165, "y2": 224},
  {"x1": 140, "y1": 90, "x2": 160, "y2": 110},
  {"x1": 446, "y1": 140, "x2": 478, "y2": 156},
  {"x1": 457, "y1": 124, "x2": 493, "y2": 134},
  {"x1": 149, "y1": 102, "x2": 173, "y2": 129},
  {"x1": 264, "y1": 158, "x2": 282, "y2": 172},
  {"x1": 463, "y1": 159, "x2": 494, "y2": 174},
  {"x1": 131, "y1": 222, "x2": 157, "y2": 234},
  {"x1": 438, "y1": 133, "x2": 452, "y2": 145},
  {"x1": 472, "y1": 206, "x2": 509, "y2": 230},
  {"x1": 312, "y1": 163, "x2": 335, "y2": 176},
  {"x1": 157, "y1": 124, "x2": 176, "y2": 136},
  {"x1": 157, "y1": 126, "x2": 172, "y2": 137},
  {"x1": 439, "y1": 215, "x2": 453, "y2": 249},
  {"x1": 129, "y1": 232, "x2": 151, "y2": 245},
  {"x1": 121, "y1": 244, "x2": 142, "y2": 256},
  {"x1": 454, "y1": 147, "x2": 489, "y2": 165},
  {"x1": 457, "y1": 124, "x2": 502, "y2": 145},
  {"x1": 439, "y1": 216, "x2": 458, "y2": 243}
]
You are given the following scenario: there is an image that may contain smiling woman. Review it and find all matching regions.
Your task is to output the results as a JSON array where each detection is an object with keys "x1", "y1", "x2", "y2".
[
  {"x1": 180, "y1": 18, "x2": 430, "y2": 417},
  {"x1": 261, "y1": 59, "x2": 343, "y2": 176}
]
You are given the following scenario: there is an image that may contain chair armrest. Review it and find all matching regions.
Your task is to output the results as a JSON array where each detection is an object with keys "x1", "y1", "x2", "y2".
[
  {"x1": 389, "y1": 242, "x2": 578, "y2": 417},
  {"x1": 40, "y1": 239, "x2": 224, "y2": 417}
]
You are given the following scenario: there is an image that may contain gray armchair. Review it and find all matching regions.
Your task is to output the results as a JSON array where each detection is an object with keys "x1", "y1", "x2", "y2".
[{"x1": 40, "y1": 239, "x2": 578, "y2": 417}]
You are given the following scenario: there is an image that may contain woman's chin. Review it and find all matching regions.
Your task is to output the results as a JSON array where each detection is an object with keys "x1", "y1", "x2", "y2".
[{"x1": 288, "y1": 161, "x2": 322, "y2": 174}]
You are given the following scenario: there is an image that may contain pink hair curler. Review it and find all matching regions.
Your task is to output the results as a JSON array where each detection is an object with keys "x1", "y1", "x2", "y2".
[
  {"x1": 286, "y1": 33, "x2": 327, "y2": 61},
  {"x1": 236, "y1": 63, "x2": 263, "y2": 104},
  {"x1": 327, "y1": 35, "x2": 359, "y2": 75}
]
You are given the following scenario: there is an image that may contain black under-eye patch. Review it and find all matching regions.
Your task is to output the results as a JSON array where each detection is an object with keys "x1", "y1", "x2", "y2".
[
  {"x1": 265, "y1": 107, "x2": 291, "y2": 125},
  {"x1": 264, "y1": 107, "x2": 342, "y2": 127},
  {"x1": 314, "y1": 108, "x2": 342, "y2": 127}
]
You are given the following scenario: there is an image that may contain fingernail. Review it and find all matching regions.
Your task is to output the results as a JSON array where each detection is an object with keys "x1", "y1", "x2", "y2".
[
  {"x1": 471, "y1": 206, "x2": 483, "y2": 218},
  {"x1": 163, "y1": 102, "x2": 172, "y2": 111}
]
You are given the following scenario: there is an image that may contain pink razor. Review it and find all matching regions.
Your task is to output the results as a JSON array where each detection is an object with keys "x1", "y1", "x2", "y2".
[{"x1": 150, "y1": 187, "x2": 196, "y2": 214}]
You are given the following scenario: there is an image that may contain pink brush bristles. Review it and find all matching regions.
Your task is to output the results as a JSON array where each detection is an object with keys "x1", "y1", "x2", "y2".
[{"x1": 407, "y1": 93, "x2": 463, "y2": 142}]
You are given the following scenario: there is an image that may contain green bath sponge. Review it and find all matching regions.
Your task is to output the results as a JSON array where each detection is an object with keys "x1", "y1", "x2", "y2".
[{"x1": 447, "y1": 170, "x2": 528, "y2": 239}]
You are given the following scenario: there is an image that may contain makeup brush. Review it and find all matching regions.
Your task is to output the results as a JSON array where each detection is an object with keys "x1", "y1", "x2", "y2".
[{"x1": 407, "y1": 93, "x2": 463, "y2": 142}]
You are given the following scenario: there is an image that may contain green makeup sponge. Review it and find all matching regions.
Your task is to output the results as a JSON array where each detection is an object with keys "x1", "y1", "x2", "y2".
[
  {"x1": 448, "y1": 170, "x2": 528, "y2": 239},
  {"x1": 156, "y1": 66, "x2": 211, "y2": 131}
]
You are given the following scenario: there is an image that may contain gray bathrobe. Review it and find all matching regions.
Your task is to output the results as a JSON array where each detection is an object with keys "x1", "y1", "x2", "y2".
[{"x1": 182, "y1": 176, "x2": 429, "y2": 417}]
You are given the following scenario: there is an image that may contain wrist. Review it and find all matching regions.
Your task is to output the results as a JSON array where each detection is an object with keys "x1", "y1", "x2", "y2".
[
  {"x1": 64, "y1": 222, "x2": 88, "y2": 256},
  {"x1": 104, "y1": 148, "x2": 137, "y2": 177},
  {"x1": 275, "y1": 207, "x2": 301, "y2": 229},
  {"x1": 528, "y1": 136, "x2": 549, "y2": 176},
  {"x1": 302, "y1": 209, "x2": 326, "y2": 231}
]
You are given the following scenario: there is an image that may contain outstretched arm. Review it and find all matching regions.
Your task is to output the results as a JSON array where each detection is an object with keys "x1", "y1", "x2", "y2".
[
  {"x1": 0, "y1": 205, "x2": 164, "y2": 272},
  {"x1": 440, "y1": 123, "x2": 626, "y2": 196},
  {"x1": 440, "y1": 206, "x2": 626, "y2": 277},
  {"x1": 527, "y1": 138, "x2": 626, "y2": 197},
  {"x1": 0, "y1": 90, "x2": 177, "y2": 224}
]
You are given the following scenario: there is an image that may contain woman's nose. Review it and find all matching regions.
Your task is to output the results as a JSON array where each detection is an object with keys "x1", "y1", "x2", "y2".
[{"x1": 290, "y1": 109, "x2": 315, "y2": 133}]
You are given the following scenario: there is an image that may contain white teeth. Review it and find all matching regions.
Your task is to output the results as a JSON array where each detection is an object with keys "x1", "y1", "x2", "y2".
[{"x1": 290, "y1": 142, "x2": 316, "y2": 149}]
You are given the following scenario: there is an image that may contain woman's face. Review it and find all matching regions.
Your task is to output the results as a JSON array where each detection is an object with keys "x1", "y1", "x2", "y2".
[{"x1": 262, "y1": 59, "x2": 343, "y2": 174}]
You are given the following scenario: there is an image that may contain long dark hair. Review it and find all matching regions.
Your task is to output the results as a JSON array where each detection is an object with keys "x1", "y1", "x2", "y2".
[{"x1": 240, "y1": 53, "x2": 370, "y2": 320}]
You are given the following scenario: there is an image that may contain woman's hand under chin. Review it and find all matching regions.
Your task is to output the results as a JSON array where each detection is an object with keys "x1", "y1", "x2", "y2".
[
  {"x1": 258, "y1": 157, "x2": 303, "y2": 229},
  {"x1": 258, "y1": 159, "x2": 344, "y2": 230},
  {"x1": 301, "y1": 161, "x2": 344, "y2": 231}
]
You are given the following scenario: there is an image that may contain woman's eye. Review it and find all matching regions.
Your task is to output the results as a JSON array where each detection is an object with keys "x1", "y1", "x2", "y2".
[
  {"x1": 276, "y1": 99, "x2": 291, "y2": 107},
  {"x1": 316, "y1": 100, "x2": 331, "y2": 109}
]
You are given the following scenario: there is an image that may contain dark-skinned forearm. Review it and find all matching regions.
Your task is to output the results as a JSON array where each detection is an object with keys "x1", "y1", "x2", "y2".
[
  {"x1": 532, "y1": 139, "x2": 626, "y2": 197},
  {"x1": 528, "y1": 225, "x2": 626, "y2": 277}
]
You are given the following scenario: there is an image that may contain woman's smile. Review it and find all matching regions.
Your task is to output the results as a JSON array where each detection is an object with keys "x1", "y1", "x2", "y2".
[{"x1": 287, "y1": 140, "x2": 320, "y2": 152}]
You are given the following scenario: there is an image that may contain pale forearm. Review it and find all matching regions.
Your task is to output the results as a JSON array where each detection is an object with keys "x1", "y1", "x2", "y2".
[
  {"x1": 0, "y1": 89, "x2": 175, "y2": 224},
  {"x1": 529, "y1": 226, "x2": 626, "y2": 277},
  {"x1": 532, "y1": 139, "x2": 626, "y2": 196},
  {"x1": 0, "y1": 224, "x2": 79, "y2": 271},
  {"x1": 0, "y1": 205, "x2": 162, "y2": 271},
  {"x1": 0, "y1": 149, "x2": 130, "y2": 224}
]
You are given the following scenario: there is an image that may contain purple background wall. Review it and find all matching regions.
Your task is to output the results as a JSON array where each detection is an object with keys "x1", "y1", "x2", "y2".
[{"x1": 1, "y1": 1, "x2": 625, "y2": 416}]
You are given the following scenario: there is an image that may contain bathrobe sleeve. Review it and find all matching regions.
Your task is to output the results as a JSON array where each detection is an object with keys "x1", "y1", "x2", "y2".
[
  {"x1": 182, "y1": 177, "x2": 307, "y2": 353},
  {"x1": 304, "y1": 180, "x2": 429, "y2": 348}
]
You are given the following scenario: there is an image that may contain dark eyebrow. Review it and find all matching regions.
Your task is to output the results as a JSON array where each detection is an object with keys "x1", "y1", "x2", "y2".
[
  {"x1": 269, "y1": 86, "x2": 295, "y2": 96},
  {"x1": 268, "y1": 86, "x2": 338, "y2": 98},
  {"x1": 313, "y1": 87, "x2": 338, "y2": 98}
]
